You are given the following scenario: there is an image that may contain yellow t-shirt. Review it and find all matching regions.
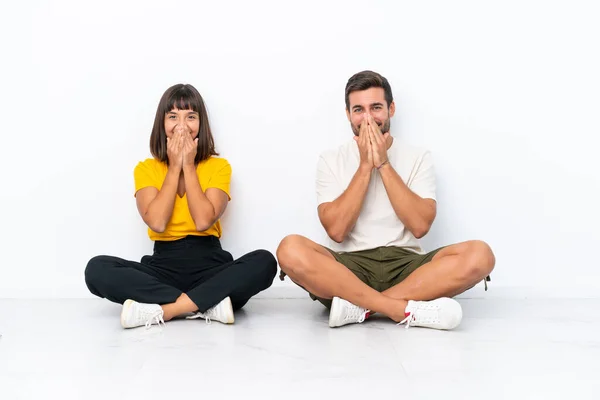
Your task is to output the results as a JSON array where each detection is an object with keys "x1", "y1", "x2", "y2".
[{"x1": 133, "y1": 157, "x2": 231, "y2": 241}]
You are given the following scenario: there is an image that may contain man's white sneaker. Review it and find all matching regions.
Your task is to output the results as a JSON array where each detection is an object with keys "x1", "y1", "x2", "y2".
[
  {"x1": 120, "y1": 299, "x2": 165, "y2": 329},
  {"x1": 329, "y1": 297, "x2": 370, "y2": 328},
  {"x1": 399, "y1": 297, "x2": 462, "y2": 330},
  {"x1": 186, "y1": 296, "x2": 234, "y2": 324}
]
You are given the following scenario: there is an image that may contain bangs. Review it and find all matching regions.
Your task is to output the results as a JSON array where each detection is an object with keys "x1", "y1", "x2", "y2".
[{"x1": 162, "y1": 86, "x2": 201, "y2": 113}]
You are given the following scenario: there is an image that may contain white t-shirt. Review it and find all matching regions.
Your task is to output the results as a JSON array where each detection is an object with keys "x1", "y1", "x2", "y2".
[{"x1": 316, "y1": 138, "x2": 436, "y2": 254}]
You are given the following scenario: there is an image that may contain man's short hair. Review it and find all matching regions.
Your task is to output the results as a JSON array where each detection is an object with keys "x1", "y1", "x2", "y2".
[{"x1": 345, "y1": 70, "x2": 394, "y2": 110}]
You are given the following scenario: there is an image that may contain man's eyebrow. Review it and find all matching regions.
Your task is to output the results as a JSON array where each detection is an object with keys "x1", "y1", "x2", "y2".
[{"x1": 352, "y1": 102, "x2": 384, "y2": 109}]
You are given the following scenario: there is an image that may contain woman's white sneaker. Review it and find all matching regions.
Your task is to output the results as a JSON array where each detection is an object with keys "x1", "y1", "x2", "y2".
[
  {"x1": 399, "y1": 297, "x2": 462, "y2": 330},
  {"x1": 186, "y1": 296, "x2": 234, "y2": 324},
  {"x1": 120, "y1": 299, "x2": 165, "y2": 329}
]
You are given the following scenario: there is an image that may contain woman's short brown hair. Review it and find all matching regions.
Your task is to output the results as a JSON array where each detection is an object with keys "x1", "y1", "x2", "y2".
[{"x1": 149, "y1": 84, "x2": 218, "y2": 165}]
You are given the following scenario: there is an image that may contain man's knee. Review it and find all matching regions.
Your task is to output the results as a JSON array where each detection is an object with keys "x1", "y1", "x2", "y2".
[
  {"x1": 276, "y1": 234, "x2": 321, "y2": 281},
  {"x1": 462, "y1": 240, "x2": 495, "y2": 280},
  {"x1": 276, "y1": 234, "x2": 307, "y2": 268}
]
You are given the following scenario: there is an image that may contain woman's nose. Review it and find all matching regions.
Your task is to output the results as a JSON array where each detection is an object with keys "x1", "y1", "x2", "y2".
[{"x1": 175, "y1": 122, "x2": 189, "y2": 132}]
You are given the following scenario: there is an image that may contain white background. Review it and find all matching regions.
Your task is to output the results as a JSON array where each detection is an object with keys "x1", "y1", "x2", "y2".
[{"x1": 1, "y1": 0, "x2": 599, "y2": 298}]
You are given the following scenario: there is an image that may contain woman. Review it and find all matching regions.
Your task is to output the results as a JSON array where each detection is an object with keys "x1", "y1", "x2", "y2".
[{"x1": 85, "y1": 84, "x2": 277, "y2": 329}]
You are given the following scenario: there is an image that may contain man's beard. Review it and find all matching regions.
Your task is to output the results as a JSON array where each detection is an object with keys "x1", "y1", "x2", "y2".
[{"x1": 352, "y1": 117, "x2": 391, "y2": 136}]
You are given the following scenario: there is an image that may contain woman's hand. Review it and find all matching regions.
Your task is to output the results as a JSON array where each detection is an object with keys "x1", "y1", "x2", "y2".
[
  {"x1": 167, "y1": 131, "x2": 184, "y2": 169},
  {"x1": 182, "y1": 133, "x2": 198, "y2": 167}
]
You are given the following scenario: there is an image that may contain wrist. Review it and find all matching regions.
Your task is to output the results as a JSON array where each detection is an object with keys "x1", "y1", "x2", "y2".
[
  {"x1": 168, "y1": 163, "x2": 182, "y2": 174},
  {"x1": 358, "y1": 164, "x2": 373, "y2": 175},
  {"x1": 376, "y1": 160, "x2": 390, "y2": 171},
  {"x1": 182, "y1": 164, "x2": 197, "y2": 174}
]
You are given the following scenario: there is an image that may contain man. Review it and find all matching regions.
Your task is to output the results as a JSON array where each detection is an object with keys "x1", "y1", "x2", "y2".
[{"x1": 276, "y1": 70, "x2": 495, "y2": 330}]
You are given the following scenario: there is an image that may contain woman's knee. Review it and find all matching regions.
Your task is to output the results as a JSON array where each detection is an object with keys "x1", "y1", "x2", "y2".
[
  {"x1": 85, "y1": 256, "x2": 105, "y2": 283},
  {"x1": 84, "y1": 255, "x2": 118, "y2": 288},
  {"x1": 245, "y1": 249, "x2": 277, "y2": 277}
]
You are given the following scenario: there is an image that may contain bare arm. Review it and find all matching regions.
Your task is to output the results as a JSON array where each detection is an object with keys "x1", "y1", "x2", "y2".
[
  {"x1": 135, "y1": 167, "x2": 180, "y2": 233},
  {"x1": 318, "y1": 166, "x2": 371, "y2": 243},
  {"x1": 182, "y1": 134, "x2": 228, "y2": 231},
  {"x1": 378, "y1": 163, "x2": 436, "y2": 238},
  {"x1": 183, "y1": 164, "x2": 228, "y2": 231},
  {"x1": 367, "y1": 114, "x2": 436, "y2": 238},
  {"x1": 318, "y1": 120, "x2": 374, "y2": 243},
  {"x1": 135, "y1": 131, "x2": 184, "y2": 233}
]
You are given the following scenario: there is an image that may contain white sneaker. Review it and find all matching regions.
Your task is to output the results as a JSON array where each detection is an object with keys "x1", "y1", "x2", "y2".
[
  {"x1": 186, "y1": 297, "x2": 234, "y2": 324},
  {"x1": 120, "y1": 299, "x2": 165, "y2": 329},
  {"x1": 399, "y1": 297, "x2": 462, "y2": 330},
  {"x1": 329, "y1": 297, "x2": 370, "y2": 328}
]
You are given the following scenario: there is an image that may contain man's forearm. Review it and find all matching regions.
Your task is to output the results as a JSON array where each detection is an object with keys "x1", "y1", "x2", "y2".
[
  {"x1": 378, "y1": 163, "x2": 435, "y2": 238},
  {"x1": 320, "y1": 166, "x2": 372, "y2": 243}
]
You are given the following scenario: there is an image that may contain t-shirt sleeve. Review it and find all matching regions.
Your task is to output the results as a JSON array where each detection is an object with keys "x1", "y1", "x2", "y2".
[
  {"x1": 134, "y1": 160, "x2": 161, "y2": 195},
  {"x1": 316, "y1": 154, "x2": 342, "y2": 206},
  {"x1": 409, "y1": 151, "x2": 437, "y2": 201},
  {"x1": 207, "y1": 160, "x2": 232, "y2": 200}
]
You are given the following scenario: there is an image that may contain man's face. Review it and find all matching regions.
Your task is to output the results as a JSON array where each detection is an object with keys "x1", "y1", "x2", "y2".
[{"x1": 346, "y1": 87, "x2": 395, "y2": 136}]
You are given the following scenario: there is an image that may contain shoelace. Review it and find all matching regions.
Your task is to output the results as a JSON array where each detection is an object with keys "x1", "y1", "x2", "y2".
[
  {"x1": 144, "y1": 310, "x2": 165, "y2": 330},
  {"x1": 398, "y1": 303, "x2": 440, "y2": 329},
  {"x1": 398, "y1": 313, "x2": 415, "y2": 329},
  {"x1": 187, "y1": 309, "x2": 213, "y2": 324},
  {"x1": 345, "y1": 304, "x2": 368, "y2": 323}
]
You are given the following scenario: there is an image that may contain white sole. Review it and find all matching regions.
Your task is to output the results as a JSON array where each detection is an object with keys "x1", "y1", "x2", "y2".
[
  {"x1": 328, "y1": 297, "x2": 342, "y2": 328},
  {"x1": 120, "y1": 299, "x2": 134, "y2": 328},
  {"x1": 222, "y1": 297, "x2": 235, "y2": 324}
]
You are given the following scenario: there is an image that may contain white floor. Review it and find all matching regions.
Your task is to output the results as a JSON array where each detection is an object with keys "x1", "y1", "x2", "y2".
[{"x1": 1, "y1": 294, "x2": 599, "y2": 400}]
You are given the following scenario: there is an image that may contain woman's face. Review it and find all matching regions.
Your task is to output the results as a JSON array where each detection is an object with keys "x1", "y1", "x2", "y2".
[{"x1": 164, "y1": 107, "x2": 200, "y2": 139}]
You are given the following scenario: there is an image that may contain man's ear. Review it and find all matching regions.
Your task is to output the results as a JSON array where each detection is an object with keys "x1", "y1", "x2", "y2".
[
  {"x1": 346, "y1": 107, "x2": 351, "y2": 122},
  {"x1": 389, "y1": 101, "x2": 396, "y2": 118}
]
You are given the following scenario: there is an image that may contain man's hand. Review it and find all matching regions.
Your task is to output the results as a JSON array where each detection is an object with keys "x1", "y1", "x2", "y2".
[
  {"x1": 353, "y1": 117, "x2": 374, "y2": 172},
  {"x1": 367, "y1": 114, "x2": 390, "y2": 169}
]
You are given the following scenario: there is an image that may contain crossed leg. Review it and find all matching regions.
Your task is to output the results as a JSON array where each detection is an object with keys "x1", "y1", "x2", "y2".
[{"x1": 276, "y1": 235, "x2": 495, "y2": 322}]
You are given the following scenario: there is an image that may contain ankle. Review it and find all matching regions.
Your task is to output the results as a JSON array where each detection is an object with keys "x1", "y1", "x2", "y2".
[
  {"x1": 160, "y1": 305, "x2": 173, "y2": 321},
  {"x1": 387, "y1": 300, "x2": 409, "y2": 322},
  {"x1": 161, "y1": 303, "x2": 185, "y2": 321}
]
